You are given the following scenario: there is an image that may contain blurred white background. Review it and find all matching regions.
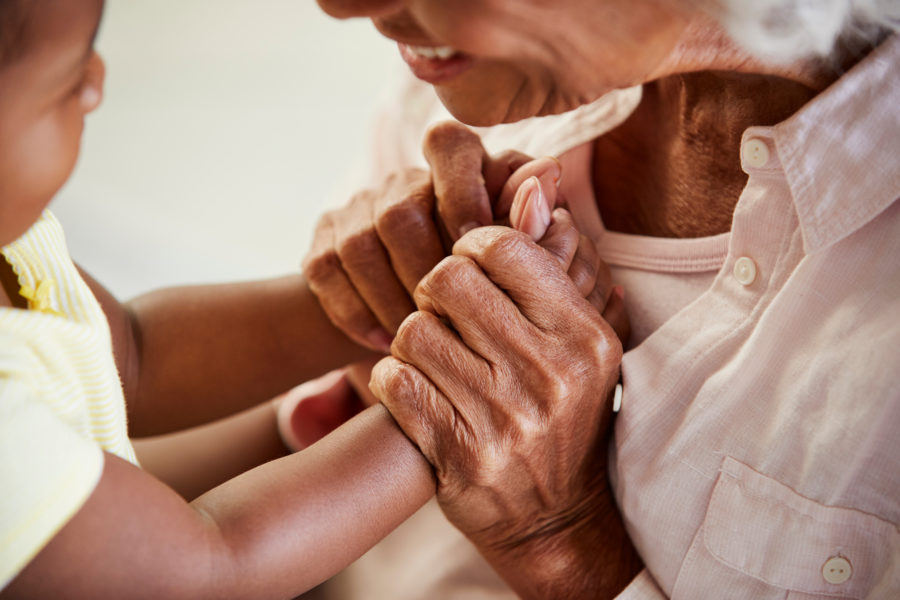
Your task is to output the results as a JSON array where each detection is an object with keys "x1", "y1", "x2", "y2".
[{"x1": 53, "y1": 0, "x2": 398, "y2": 299}]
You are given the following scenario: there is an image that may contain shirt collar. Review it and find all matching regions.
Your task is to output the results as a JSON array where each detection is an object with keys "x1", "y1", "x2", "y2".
[{"x1": 772, "y1": 35, "x2": 900, "y2": 254}]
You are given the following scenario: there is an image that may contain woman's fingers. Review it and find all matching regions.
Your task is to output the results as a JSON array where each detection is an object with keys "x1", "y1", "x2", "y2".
[
  {"x1": 412, "y1": 254, "x2": 533, "y2": 366},
  {"x1": 390, "y1": 310, "x2": 491, "y2": 425},
  {"x1": 302, "y1": 168, "x2": 445, "y2": 353},
  {"x1": 423, "y1": 121, "x2": 493, "y2": 240},
  {"x1": 451, "y1": 226, "x2": 587, "y2": 335},
  {"x1": 372, "y1": 169, "x2": 446, "y2": 295},
  {"x1": 331, "y1": 190, "x2": 416, "y2": 335},
  {"x1": 302, "y1": 208, "x2": 392, "y2": 352},
  {"x1": 369, "y1": 355, "x2": 457, "y2": 472}
]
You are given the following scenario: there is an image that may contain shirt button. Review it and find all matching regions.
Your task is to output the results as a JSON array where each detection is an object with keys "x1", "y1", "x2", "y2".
[
  {"x1": 742, "y1": 138, "x2": 770, "y2": 168},
  {"x1": 822, "y1": 556, "x2": 852, "y2": 584},
  {"x1": 733, "y1": 256, "x2": 757, "y2": 286}
]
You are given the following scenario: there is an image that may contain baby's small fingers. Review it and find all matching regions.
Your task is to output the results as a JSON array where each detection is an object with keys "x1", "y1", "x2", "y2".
[
  {"x1": 600, "y1": 287, "x2": 630, "y2": 346},
  {"x1": 495, "y1": 156, "x2": 562, "y2": 218},
  {"x1": 533, "y1": 208, "x2": 580, "y2": 271},
  {"x1": 482, "y1": 149, "x2": 532, "y2": 201},
  {"x1": 567, "y1": 232, "x2": 603, "y2": 299}
]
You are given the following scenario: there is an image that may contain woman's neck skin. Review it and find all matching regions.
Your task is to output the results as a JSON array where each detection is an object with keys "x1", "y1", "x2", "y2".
[{"x1": 592, "y1": 16, "x2": 852, "y2": 238}]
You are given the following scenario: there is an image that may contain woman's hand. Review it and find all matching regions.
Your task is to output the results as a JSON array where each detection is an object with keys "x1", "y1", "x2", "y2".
[
  {"x1": 369, "y1": 210, "x2": 640, "y2": 598},
  {"x1": 291, "y1": 127, "x2": 595, "y2": 450},
  {"x1": 302, "y1": 121, "x2": 550, "y2": 353}
]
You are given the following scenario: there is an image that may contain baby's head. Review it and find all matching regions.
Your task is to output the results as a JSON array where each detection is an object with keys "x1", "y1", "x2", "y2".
[{"x1": 0, "y1": 0, "x2": 105, "y2": 246}]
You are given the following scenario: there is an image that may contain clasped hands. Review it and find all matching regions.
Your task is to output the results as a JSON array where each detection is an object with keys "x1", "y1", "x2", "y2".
[{"x1": 302, "y1": 122, "x2": 633, "y2": 590}]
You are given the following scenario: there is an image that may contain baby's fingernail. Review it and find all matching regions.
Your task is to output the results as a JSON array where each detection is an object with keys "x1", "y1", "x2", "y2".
[
  {"x1": 365, "y1": 327, "x2": 394, "y2": 353},
  {"x1": 458, "y1": 221, "x2": 480, "y2": 237},
  {"x1": 528, "y1": 176, "x2": 551, "y2": 229},
  {"x1": 544, "y1": 155, "x2": 562, "y2": 187},
  {"x1": 513, "y1": 176, "x2": 551, "y2": 242},
  {"x1": 613, "y1": 285, "x2": 625, "y2": 300}
]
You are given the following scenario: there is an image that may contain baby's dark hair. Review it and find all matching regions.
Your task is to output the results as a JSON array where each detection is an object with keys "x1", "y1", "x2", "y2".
[{"x1": 0, "y1": 0, "x2": 32, "y2": 66}]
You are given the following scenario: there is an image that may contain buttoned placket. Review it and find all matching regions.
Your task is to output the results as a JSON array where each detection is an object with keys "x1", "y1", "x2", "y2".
[
  {"x1": 615, "y1": 126, "x2": 805, "y2": 468},
  {"x1": 725, "y1": 129, "x2": 802, "y2": 306}
]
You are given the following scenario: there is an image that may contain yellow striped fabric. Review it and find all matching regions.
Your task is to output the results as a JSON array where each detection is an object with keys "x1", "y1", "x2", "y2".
[{"x1": 0, "y1": 210, "x2": 137, "y2": 588}]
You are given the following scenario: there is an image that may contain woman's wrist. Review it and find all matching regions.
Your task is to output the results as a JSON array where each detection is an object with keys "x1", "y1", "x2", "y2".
[{"x1": 475, "y1": 474, "x2": 643, "y2": 600}]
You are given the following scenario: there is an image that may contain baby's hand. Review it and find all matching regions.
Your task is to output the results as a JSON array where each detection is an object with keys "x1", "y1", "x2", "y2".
[{"x1": 467, "y1": 158, "x2": 627, "y2": 342}]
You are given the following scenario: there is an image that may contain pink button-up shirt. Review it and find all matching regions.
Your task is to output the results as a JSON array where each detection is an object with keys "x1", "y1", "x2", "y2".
[
  {"x1": 317, "y1": 36, "x2": 900, "y2": 600},
  {"x1": 611, "y1": 36, "x2": 900, "y2": 599}
]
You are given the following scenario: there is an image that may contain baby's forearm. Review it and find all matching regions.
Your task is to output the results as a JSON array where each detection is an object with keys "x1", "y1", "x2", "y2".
[
  {"x1": 192, "y1": 403, "x2": 435, "y2": 595},
  {"x1": 185, "y1": 403, "x2": 429, "y2": 594},
  {"x1": 122, "y1": 274, "x2": 378, "y2": 437},
  {"x1": 7, "y1": 404, "x2": 434, "y2": 599}
]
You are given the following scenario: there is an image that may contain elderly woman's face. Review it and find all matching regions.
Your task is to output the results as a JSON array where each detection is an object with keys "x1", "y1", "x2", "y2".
[{"x1": 319, "y1": 0, "x2": 694, "y2": 125}]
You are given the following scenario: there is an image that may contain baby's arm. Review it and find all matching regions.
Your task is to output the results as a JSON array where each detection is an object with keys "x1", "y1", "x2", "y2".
[
  {"x1": 4, "y1": 404, "x2": 434, "y2": 598},
  {"x1": 80, "y1": 268, "x2": 378, "y2": 437}
]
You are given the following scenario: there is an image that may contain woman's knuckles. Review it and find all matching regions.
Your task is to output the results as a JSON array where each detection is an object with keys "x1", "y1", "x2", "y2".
[
  {"x1": 301, "y1": 245, "x2": 341, "y2": 284},
  {"x1": 413, "y1": 255, "x2": 480, "y2": 309},
  {"x1": 390, "y1": 310, "x2": 440, "y2": 360},
  {"x1": 375, "y1": 192, "x2": 432, "y2": 240},
  {"x1": 458, "y1": 226, "x2": 534, "y2": 271},
  {"x1": 335, "y1": 228, "x2": 387, "y2": 275}
]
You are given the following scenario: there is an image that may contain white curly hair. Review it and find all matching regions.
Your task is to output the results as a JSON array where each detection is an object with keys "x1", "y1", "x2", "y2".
[{"x1": 714, "y1": 0, "x2": 900, "y2": 61}]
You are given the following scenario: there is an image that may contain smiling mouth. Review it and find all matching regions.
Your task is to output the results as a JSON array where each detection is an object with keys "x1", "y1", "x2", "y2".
[
  {"x1": 404, "y1": 44, "x2": 458, "y2": 60},
  {"x1": 397, "y1": 43, "x2": 473, "y2": 84}
]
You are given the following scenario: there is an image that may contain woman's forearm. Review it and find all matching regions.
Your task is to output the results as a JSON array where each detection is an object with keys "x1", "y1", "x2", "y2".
[{"x1": 125, "y1": 274, "x2": 377, "y2": 437}]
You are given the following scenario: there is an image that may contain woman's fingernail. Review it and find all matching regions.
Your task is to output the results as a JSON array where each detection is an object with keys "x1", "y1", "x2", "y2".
[
  {"x1": 365, "y1": 327, "x2": 394, "y2": 353},
  {"x1": 458, "y1": 221, "x2": 480, "y2": 237}
]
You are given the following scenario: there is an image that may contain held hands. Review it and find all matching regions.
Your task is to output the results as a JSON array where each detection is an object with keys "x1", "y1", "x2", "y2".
[
  {"x1": 303, "y1": 121, "x2": 557, "y2": 353},
  {"x1": 367, "y1": 168, "x2": 638, "y2": 597},
  {"x1": 297, "y1": 122, "x2": 636, "y2": 594},
  {"x1": 369, "y1": 183, "x2": 627, "y2": 547},
  {"x1": 294, "y1": 122, "x2": 625, "y2": 450}
]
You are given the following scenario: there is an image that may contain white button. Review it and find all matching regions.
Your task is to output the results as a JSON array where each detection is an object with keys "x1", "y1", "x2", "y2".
[
  {"x1": 733, "y1": 256, "x2": 757, "y2": 286},
  {"x1": 612, "y1": 383, "x2": 623, "y2": 413},
  {"x1": 822, "y1": 556, "x2": 852, "y2": 584},
  {"x1": 743, "y1": 138, "x2": 770, "y2": 168}
]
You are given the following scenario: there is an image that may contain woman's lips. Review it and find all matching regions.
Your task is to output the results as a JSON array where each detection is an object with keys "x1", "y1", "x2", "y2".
[{"x1": 398, "y1": 43, "x2": 474, "y2": 84}]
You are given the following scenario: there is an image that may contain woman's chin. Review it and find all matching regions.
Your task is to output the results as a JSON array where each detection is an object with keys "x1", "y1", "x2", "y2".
[{"x1": 435, "y1": 88, "x2": 537, "y2": 127}]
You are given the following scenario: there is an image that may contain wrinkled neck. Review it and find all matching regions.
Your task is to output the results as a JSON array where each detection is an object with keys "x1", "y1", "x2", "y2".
[{"x1": 591, "y1": 70, "x2": 816, "y2": 238}]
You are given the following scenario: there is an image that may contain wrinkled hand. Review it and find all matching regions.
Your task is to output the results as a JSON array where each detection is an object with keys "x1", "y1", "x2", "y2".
[
  {"x1": 369, "y1": 200, "x2": 636, "y2": 596},
  {"x1": 371, "y1": 208, "x2": 624, "y2": 536},
  {"x1": 302, "y1": 121, "x2": 556, "y2": 353}
]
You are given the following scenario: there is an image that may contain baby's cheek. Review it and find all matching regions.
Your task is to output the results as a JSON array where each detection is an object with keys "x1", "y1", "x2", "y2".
[{"x1": 17, "y1": 110, "x2": 84, "y2": 202}]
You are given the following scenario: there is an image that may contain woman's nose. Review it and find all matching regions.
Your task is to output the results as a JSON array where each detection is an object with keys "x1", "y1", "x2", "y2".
[{"x1": 316, "y1": 0, "x2": 405, "y2": 19}]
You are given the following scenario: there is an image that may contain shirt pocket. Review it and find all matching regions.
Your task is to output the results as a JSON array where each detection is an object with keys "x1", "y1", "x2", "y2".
[{"x1": 671, "y1": 457, "x2": 899, "y2": 600}]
